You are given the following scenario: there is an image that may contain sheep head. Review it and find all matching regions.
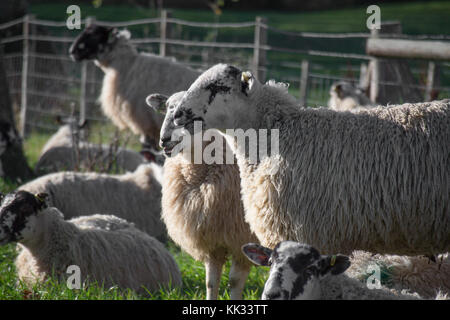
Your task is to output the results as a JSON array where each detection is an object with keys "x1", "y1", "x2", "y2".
[
  {"x1": 0, "y1": 191, "x2": 48, "y2": 245},
  {"x1": 171, "y1": 64, "x2": 262, "y2": 133},
  {"x1": 242, "y1": 241, "x2": 350, "y2": 300},
  {"x1": 69, "y1": 24, "x2": 123, "y2": 62}
]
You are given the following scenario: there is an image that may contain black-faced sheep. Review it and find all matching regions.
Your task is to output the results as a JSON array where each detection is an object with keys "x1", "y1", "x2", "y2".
[
  {"x1": 146, "y1": 91, "x2": 258, "y2": 300},
  {"x1": 170, "y1": 64, "x2": 450, "y2": 256},
  {"x1": 19, "y1": 163, "x2": 167, "y2": 242},
  {"x1": 0, "y1": 190, "x2": 181, "y2": 294},
  {"x1": 69, "y1": 24, "x2": 200, "y2": 151},
  {"x1": 242, "y1": 241, "x2": 442, "y2": 300}
]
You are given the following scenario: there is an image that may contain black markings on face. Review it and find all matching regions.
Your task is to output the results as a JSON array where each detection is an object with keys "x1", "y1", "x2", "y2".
[
  {"x1": 204, "y1": 81, "x2": 231, "y2": 105},
  {"x1": 0, "y1": 191, "x2": 44, "y2": 242},
  {"x1": 225, "y1": 65, "x2": 241, "y2": 79},
  {"x1": 70, "y1": 25, "x2": 112, "y2": 61}
]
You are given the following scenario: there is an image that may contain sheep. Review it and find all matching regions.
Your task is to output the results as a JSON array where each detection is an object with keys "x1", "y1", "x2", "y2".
[
  {"x1": 242, "y1": 241, "x2": 434, "y2": 300},
  {"x1": 0, "y1": 190, "x2": 182, "y2": 294},
  {"x1": 170, "y1": 63, "x2": 450, "y2": 256},
  {"x1": 146, "y1": 90, "x2": 258, "y2": 300},
  {"x1": 35, "y1": 117, "x2": 154, "y2": 175},
  {"x1": 69, "y1": 24, "x2": 200, "y2": 151},
  {"x1": 347, "y1": 250, "x2": 450, "y2": 299},
  {"x1": 327, "y1": 81, "x2": 373, "y2": 111},
  {"x1": 19, "y1": 162, "x2": 167, "y2": 243}
]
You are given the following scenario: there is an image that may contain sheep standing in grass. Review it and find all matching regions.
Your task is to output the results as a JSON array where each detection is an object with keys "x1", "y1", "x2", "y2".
[
  {"x1": 242, "y1": 241, "x2": 432, "y2": 300},
  {"x1": 328, "y1": 81, "x2": 373, "y2": 111},
  {"x1": 19, "y1": 163, "x2": 167, "y2": 242},
  {"x1": 170, "y1": 64, "x2": 450, "y2": 256},
  {"x1": 69, "y1": 24, "x2": 200, "y2": 151},
  {"x1": 0, "y1": 190, "x2": 181, "y2": 294},
  {"x1": 146, "y1": 91, "x2": 258, "y2": 300},
  {"x1": 35, "y1": 118, "x2": 152, "y2": 175}
]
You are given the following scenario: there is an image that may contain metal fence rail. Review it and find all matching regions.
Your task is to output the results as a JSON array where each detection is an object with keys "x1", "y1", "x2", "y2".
[{"x1": 1, "y1": 12, "x2": 449, "y2": 138}]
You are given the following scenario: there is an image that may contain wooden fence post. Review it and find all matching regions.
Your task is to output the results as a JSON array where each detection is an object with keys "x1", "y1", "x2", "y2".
[
  {"x1": 79, "y1": 17, "x2": 94, "y2": 135},
  {"x1": 159, "y1": 10, "x2": 172, "y2": 57},
  {"x1": 299, "y1": 59, "x2": 309, "y2": 106},
  {"x1": 252, "y1": 16, "x2": 267, "y2": 82},
  {"x1": 367, "y1": 21, "x2": 423, "y2": 104},
  {"x1": 425, "y1": 61, "x2": 435, "y2": 101},
  {"x1": 19, "y1": 14, "x2": 30, "y2": 137}
]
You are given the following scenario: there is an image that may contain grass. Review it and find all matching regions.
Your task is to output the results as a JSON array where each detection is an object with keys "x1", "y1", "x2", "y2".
[{"x1": 0, "y1": 131, "x2": 268, "y2": 300}]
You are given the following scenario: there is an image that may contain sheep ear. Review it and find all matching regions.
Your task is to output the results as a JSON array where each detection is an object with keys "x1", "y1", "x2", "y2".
[
  {"x1": 319, "y1": 254, "x2": 351, "y2": 277},
  {"x1": 34, "y1": 193, "x2": 49, "y2": 209},
  {"x1": 241, "y1": 71, "x2": 258, "y2": 96},
  {"x1": 146, "y1": 94, "x2": 168, "y2": 115},
  {"x1": 242, "y1": 243, "x2": 273, "y2": 266}
]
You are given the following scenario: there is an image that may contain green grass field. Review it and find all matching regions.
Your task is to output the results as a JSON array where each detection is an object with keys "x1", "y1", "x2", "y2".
[{"x1": 0, "y1": 131, "x2": 269, "y2": 300}]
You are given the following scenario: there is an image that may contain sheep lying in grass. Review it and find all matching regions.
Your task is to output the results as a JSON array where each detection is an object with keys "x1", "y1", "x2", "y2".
[
  {"x1": 0, "y1": 190, "x2": 181, "y2": 294},
  {"x1": 146, "y1": 91, "x2": 258, "y2": 300},
  {"x1": 19, "y1": 163, "x2": 167, "y2": 242},
  {"x1": 171, "y1": 64, "x2": 450, "y2": 256},
  {"x1": 347, "y1": 251, "x2": 450, "y2": 299},
  {"x1": 242, "y1": 241, "x2": 434, "y2": 300},
  {"x1": 35, "y1": 117, "x2": 153, "y2": 175},
  {"x1": 328, "y1": 81, "x2": 373, "y2": 111},
  {"x1": 69, "y1": 24, "x2": 200, "y2": 150}
]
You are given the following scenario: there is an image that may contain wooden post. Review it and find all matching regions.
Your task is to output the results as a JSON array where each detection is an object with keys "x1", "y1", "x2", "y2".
[
  {"x1": 299, "y1": 60, "x2": 309, "y2": 107},
  {"x1": 79, "y1": 17, "x2": 94, "y2": 139},
  {"x1": 19, "y1": 14, "x2": 30, "y2": 137},
  {"x1": 425, "y1": 61, "x2": 435, "y2": 101},
  {"x1": 159, "y1": 10, "x2": 172, "y2": 57},
  {"x1": 252, "y1": 16, "x2": 267, "y2": 82},
  {"x1": 367, "y1": 21, "x2": 423, "y2": 104}
]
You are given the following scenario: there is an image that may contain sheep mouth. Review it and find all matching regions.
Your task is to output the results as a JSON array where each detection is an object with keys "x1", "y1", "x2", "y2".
[{"x1": 161, "y1": 141, "x2": 179, "y2": 157}]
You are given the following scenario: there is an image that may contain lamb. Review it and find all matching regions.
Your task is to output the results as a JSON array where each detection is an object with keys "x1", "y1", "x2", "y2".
[
  {"x1": 35, "y1": 117, "x2": 154, "y2": 175},
  {"x1": 170, "y1": 63, "x2": 450, "y2": 256},
  {"x1": 0, "y1": 190, "x2": 181, "y2": 294},
  {"x1": 242, "y1": 241, "x2": 436, "y2": 300},
  {"x1": 19, "y1": 162, "x2": 167, "y2": 242},
  {"x1": 69, "y1": 24, "x2": 200, "y2": 151},
  {"x1": 146, "y1": 90, "x2": 258, "y2": 300},
  {"x1": 328, "y1": 81, "x2": 373, "y2": 111}
]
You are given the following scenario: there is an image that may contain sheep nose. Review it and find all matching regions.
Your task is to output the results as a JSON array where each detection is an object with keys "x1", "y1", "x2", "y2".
[{"x1": 159, "y1": 135, "x2": 171, "y2": 148}]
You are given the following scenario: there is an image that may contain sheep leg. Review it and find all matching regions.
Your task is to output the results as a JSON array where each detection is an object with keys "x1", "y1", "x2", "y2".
[
  {"x1": 205, "y1": 259, "x2": 224, "y2": 300},
  {"x1": 228, "y1": 260, "x2": 251, "y2": 300}
]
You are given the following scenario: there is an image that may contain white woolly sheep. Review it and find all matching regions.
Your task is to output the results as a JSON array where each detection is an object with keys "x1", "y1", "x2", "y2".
[
  {"x1": 242, "y1": 241, "x2": 429, "y2": 300},
  {"x1": 19, "y1": 162, "x2": 167, "y2": 242},
  {"x1": 69, "y1": 24, "x2": 200, "y2": 150},
  {"x1": 146, "y1": 90, "x2": 258, "y2": 300},
  {"x1": 328, "y1": 81, "x2": 373, "y2": 111},
  {"x1": 347, "y1": 251, "x2": 450, "y2": 299},
  {"x1": 0, "y1": 190, "x2": 181, "y2": 294},
  {"x1": 35, "y1": 117, "x2": 156, "y2": 175},
  {"x1": 170, "y1": 64, "x2": 450, "y2": 256}
]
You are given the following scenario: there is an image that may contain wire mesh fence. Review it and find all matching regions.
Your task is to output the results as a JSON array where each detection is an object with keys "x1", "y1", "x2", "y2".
[{"x1": 1, "y1": 12, "x2": 449, "y2": 138}]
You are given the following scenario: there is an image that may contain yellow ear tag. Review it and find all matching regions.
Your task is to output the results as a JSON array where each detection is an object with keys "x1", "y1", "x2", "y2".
[
  {"x1": 330, "y1": 255, "x2": 337, "y2": 266},
  {"x1": 241, "y1": 72, "x2": 251, "y2": 83}
]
